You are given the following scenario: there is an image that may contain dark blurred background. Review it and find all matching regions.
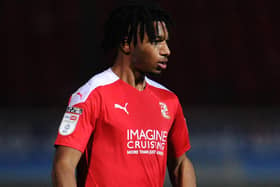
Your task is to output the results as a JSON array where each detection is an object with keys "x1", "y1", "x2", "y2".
[{"x1": 1, "y1": 0, "x2": 280, "y2": 187}]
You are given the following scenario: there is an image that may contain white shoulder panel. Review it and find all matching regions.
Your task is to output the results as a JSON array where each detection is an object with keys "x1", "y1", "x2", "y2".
[
  {"x1": 69, "y1": 68, "x2": 119, "y2": 106},
  {"x1": 145, "y1": 77, "x2": 172, "y2": 92}
]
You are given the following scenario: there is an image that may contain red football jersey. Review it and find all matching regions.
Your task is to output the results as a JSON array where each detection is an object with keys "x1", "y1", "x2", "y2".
[{"x1": 55, "y1": 68, "x2": 191, "y2": 187}]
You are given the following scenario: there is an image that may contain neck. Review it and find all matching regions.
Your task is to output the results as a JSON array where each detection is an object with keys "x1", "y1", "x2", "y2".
[{"x1": 111, "y1": 52, "x2": 146, "y2": 91}]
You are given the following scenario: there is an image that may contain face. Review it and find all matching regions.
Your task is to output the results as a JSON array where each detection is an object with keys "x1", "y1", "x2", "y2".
[{"x1": 129, "y1": 21, "x2": 171, "y2": 75}]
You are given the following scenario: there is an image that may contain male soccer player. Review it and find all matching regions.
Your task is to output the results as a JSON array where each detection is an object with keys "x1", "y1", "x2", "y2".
[{"x1": 52, "y1": 1, "x2": 196, "y2": 187}]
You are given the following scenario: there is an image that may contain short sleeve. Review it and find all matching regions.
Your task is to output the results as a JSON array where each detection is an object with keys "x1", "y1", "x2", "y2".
[
  {"x1": 54, "y1": 90, "x2": 101, "y2": 153},
  {"x1": 168, "y1": 101, "x2": 191, "y2": 158}
]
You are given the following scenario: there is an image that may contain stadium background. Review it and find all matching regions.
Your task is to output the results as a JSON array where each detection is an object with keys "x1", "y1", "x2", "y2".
[{"x1": 1, "y1": 0, "x2": 280, "y2": 186}]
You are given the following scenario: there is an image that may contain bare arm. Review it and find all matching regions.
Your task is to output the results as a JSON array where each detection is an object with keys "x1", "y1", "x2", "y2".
[
  {"x1": 167, "y1": 153, "x2": 196, "y2": 187},
  {"x1": 52, "y1": 146, "x2": 82, "y2": 187}
]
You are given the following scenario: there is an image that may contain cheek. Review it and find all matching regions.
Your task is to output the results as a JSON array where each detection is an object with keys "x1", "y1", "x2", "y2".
[
  {"x1": 132, "y1": 46, "x2": 159, "y2": 65},
  {"x1": 140, "y1": 52, "x2": 157, "y2": 65},
  {"x1": 135, "y1": 50, "x2": 152, "y2": 62},
  {"x1": 144, "y1": 46, "x2": 159, "y2": 59}
]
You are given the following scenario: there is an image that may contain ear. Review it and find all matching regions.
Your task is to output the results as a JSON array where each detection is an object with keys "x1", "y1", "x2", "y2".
[{"x1": 119, "y1": 39, "x2": 131, "y2": 55}]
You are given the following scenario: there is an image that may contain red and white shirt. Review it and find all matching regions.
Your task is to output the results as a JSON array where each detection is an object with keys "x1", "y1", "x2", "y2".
[{"x1": 55, "y1": 68, "x2": 191, "y2": 187}]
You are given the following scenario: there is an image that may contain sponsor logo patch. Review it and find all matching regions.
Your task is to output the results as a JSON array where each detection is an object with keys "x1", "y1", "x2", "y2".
[
  {"x1": 58, "y1": 107, "x2": 82, "y2": 136},
  {"x1": 126, "y1": 129, "x2": 168, "y2": 156}
]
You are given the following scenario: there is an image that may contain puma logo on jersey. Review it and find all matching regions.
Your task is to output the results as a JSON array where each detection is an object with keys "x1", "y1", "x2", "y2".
[
  {"x1": 114, "y1": 103, "x2": 129, "y2": 115},
  {"x1": 159, "y1": 102, "x2": 170, "y2": 119},
  {"x1": 77, "y1": 92, "x2": 83, "y2": 99}
]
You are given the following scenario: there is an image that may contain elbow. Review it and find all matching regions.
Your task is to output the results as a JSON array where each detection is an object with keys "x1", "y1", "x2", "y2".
[
  {"x1": 52, "y1": 158, "x2": 76, "y2": 185},
  {"x1": 173, "y1": 157, "x2": 196, "y2": 187},
  {"x1": 172, "y1": 157, "x2": 189, "y2": 179},
  {"x1": 52, "y1": 166, "x2": 58, "y2": 187},
  {"x1": 179, "y1": 157, "x2": 196, "y2": 177}
]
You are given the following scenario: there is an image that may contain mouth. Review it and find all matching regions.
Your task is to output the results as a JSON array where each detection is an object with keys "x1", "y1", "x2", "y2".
[{"x1": 157, "y1": 61, "x2": 167, "y2": 70}]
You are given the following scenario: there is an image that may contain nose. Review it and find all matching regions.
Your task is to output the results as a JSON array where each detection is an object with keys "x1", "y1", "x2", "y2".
[{"x1": 160, "y1": 41, "x2": 171, "y2": 57}]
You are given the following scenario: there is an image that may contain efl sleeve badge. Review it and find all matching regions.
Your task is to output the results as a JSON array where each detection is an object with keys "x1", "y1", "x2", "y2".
[{"x1": 58, "y1": 107, "x2": 83, "y2": 136}]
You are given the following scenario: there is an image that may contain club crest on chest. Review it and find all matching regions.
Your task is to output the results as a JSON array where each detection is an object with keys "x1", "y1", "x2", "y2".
[{"x1": 159, "y1": 102, "x2": 170, "y2": 119}]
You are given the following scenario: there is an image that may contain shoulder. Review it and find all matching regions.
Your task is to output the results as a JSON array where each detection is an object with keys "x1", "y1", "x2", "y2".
[
  {"x1": 145, "y1": 77, "x2": 176, "y2": 95},
  {"x1": 146, "y1": 77, "x2": 182, "y2": 113},
  {"x1": 69, "y1": 68, "x2": 119, "y2": 106},
  {"x1": 145, "y1": 77, "x2": 171, "y2": 92},
  {"x1": 146, "y1": 77, "x2": 179, "y2": 99}
]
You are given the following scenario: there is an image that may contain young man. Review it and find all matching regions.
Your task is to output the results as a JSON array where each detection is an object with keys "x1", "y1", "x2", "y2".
[{"x1": 52, "y1": 1, "x2": 196, "y2": 187}]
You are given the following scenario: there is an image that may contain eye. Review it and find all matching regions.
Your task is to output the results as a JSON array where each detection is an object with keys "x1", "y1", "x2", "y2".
[
  {"x1": 152, "y1": 39, "x2": 163, "y2": 45},
  {"x1": 153, "y1": 41, "x2": 160, "y2": 44}
]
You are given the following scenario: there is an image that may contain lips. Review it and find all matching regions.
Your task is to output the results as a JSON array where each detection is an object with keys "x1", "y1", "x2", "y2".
[{"x1": 157, "y1": 61, "x2": 167, "y2": 70}]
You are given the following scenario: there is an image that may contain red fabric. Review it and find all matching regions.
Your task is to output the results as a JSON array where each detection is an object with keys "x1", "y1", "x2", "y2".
[{"x1": 55, "y1": 73, "x2": 190, "y2": 187}]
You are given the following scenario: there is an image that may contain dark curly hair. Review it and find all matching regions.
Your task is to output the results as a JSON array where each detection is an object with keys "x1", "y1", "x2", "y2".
[{"x1": 101, "y1": 0, "x2": 173, "y2": 53}]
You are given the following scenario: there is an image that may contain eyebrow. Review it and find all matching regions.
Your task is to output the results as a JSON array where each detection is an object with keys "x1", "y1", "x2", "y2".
[
  {"x1": 155, "y1": 35, "x2": 166, "y2": 40},
  {"x1": 155, "y1": 33, "x2": 169, "y2": 41}
]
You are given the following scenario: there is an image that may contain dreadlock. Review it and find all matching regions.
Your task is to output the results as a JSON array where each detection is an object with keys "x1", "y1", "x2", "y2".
[{"x1": 101, "y1": 0, "x2": 173, "y2": 53}]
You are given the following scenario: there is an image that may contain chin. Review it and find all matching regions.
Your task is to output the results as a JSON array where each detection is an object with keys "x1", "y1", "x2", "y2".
[{"x1": 148, "y1": 69, "x2": 163, "y2": 75}]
